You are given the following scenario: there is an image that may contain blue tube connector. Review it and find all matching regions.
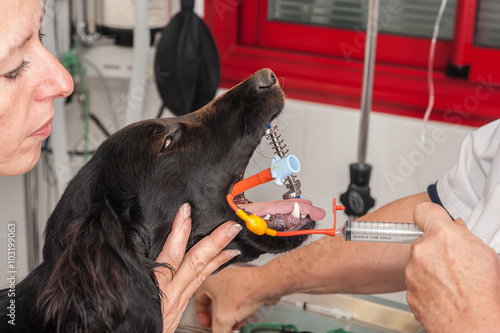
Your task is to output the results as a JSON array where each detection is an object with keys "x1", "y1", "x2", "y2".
[{"x1": 270, "y1": 155, "x2": 300, "y2": 185}]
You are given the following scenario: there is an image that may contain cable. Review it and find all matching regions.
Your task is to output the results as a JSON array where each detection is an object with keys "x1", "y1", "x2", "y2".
[
  {"x1": 421, "y1": 0, "x2": 449, "y2": 142},
  {"x1": 89, "y1": 113, "x2": 112, "y2": 137},
  {"x1": 80, "y1": 57, "x2": 120, "y2": 131},
  {"x1": 156, "y1": 104, "x2": 165, "y2": 119},
  {"x1": 44, "y1": 148, "x2": 98, "y2": 156},
  {"x1": 60, "y1": 50, "x2": 91, "y2": 162}
]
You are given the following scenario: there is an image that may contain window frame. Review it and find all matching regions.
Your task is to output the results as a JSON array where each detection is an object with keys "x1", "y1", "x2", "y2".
[{"x1": 205, "y1": 0, "x2": 500, "y2": 127}]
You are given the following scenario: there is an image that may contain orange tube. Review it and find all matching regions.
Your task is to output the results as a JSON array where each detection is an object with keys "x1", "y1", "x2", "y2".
[
  {"x1": 226, "y1": 194, "x2": 239, "y2": 212},
  {"x1": 275, "y1": 229, "x2": 337, "y2": 237},
  {"x1": 227, "y1": 168, "x2": 276, "y2": 237},
  {"x1": 230, "y1": 168, "x2": 273, "y2": 196}
]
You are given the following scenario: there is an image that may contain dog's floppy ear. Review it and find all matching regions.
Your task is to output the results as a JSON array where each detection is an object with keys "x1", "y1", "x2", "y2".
[{"x1": 37, "y1": 200, "x2": 163, "y2": 332}]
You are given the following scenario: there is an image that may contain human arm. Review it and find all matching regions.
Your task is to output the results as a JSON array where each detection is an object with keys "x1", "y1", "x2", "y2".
[
  {"x1": 155, "y1": 203, "x2": 242, "y2": 333},
  {"x1": 195, "y1": 192, "x2": 431, "y2": 332},
  {"x1": 405, "y1": 202, "x2": 500, "y2": 332}
]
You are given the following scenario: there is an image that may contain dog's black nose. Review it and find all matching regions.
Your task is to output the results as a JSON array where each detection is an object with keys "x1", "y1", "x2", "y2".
[{"x1": 256, "y1": 68, "x2": 278, "y2": 89}]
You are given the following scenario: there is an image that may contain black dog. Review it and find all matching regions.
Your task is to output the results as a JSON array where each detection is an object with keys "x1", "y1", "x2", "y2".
[{"x1": 0, "y1": 69, "x2": 316, "y2": 332}]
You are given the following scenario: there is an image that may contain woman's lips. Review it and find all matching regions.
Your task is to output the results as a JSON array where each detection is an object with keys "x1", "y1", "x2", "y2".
[{"x1": 30, "y1": 119, "x2": 53, "y2": 138}]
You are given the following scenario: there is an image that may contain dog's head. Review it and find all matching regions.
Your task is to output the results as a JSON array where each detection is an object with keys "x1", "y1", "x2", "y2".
[{"x1": 77, "y1": 68, "x2": 319, "y2": 264}]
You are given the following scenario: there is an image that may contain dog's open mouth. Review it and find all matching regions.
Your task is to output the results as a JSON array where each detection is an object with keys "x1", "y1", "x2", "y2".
[{"x1": 231, "y1": 192, "x2": 326, "y2": 232}]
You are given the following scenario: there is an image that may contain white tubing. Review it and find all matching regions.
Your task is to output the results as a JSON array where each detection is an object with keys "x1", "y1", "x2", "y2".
[
  {"x1": 421, "y1": 0, "x2": 448, "y2": 142},
  {"x1": 125, "y1": 0, "x2": 150, "y2": 125}
]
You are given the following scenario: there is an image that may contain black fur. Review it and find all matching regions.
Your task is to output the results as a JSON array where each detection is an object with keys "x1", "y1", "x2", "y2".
[{"x1": 0, "y1": 69, "x2": 313, "y2": 332}]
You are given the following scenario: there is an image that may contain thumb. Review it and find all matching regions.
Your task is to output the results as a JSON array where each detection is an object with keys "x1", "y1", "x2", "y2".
[
  {"x1": 194, "y1": 292, "x2": 213, "y2": 328},
  {"x1": 413, "y1": 202, "x2": 453, "y2": 231},
  {"x1": 454, "y1": 217, "x2": 468, "y2": 229}
]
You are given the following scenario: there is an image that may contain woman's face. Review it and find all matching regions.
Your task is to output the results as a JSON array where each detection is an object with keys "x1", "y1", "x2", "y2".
[{"x1": 0, "y1": 0, "x2": 74, "y2": 175}]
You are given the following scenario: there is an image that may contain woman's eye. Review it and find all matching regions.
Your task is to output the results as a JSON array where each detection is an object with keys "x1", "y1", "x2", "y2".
[{"x1": 3, "y1": 61, "x2": 30, "y2": 80}]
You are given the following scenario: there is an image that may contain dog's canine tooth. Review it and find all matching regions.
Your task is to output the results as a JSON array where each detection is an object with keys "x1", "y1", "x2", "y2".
[
  {"x1": 301, "y1": 214, "x2": 307, "y2": 219},
  {"x1": 263, "y1": 214, "x2": 271, "y2": 220},
  {"x1": 291, "y1": 202, "x2": 300, "y2": 218}
]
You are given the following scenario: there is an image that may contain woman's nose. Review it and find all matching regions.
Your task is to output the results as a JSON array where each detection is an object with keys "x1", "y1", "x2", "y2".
[{"x1": 33, "y1": 48, "x2": 74, "y2": 101}]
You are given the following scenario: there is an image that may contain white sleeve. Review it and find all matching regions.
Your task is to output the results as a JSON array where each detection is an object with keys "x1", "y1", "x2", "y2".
[{"x1": 437, "y1": 119, "x2": 500, "y2": 221}]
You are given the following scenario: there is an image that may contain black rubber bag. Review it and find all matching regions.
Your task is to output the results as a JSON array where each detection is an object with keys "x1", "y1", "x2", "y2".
[{"x1": 155, "y1": 0, "x2": 220, "y2": 116}]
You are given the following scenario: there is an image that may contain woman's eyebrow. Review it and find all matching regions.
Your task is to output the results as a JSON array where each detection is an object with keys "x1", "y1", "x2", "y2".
[
  {"x1": 10, "y1": 32, "x2": 35, "y2": 54},
  {"x1": 0, "y1": 32, "x2": 33, "y2": 63},
  {"x1": 0, "y1": 14, "x2": 42, "y2": 62}
]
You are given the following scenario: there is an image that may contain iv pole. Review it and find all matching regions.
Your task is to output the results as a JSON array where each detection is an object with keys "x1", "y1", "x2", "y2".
[{"x1": 340, "y1": 0, "x2": 378, "y2": 217}]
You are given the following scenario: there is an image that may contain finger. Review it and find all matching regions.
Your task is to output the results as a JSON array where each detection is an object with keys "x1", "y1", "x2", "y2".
[
  {"x1": 215, "y1": 313, "x2": 247, "y2": 333},
  {"x1": 413, "y1": 202, "x2": 453, "y2": 231},
  {"x1": 179, "y1": 249, "x2": 241, "y2": 302},
  {"x1": 195, "y1": 294, "x2": 214, "y2": 328},
  {"x1": 176, "y1": 221, "x2": 241, "y2": 280},
  {"x1": 172, "y1": 222, "x2": 242, "y2": 295},
  {"x1": 232, "y1": 318, "x2": 248, "y2": 331},
  {"x1": 156, "y1": 203, "x2": 192, "y2": 270}
]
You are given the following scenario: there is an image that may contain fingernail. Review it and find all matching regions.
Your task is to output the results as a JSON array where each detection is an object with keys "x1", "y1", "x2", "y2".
[
  {"x1": 182, "y1": 203, "x2": 191, "y2": 219},
  {"x1": 227, "y1": 223, "x2": 243, "y2": 239},
  {"x1": 226, "y1": 249, "x2": 242, "y2": 259}
]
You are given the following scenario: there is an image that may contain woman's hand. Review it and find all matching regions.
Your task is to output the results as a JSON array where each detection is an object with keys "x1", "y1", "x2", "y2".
[{"x1": 154, "y1": 203, "x2": 242, "y2": 333}]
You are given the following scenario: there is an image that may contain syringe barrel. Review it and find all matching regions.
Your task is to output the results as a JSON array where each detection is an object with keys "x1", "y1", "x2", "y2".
[{"x1": 342, "y1": 220, "x2": 423, "y2": 243}]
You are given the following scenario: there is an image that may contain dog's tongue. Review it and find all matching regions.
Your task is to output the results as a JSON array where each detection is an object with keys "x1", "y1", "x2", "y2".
[{"x1": 239, "y1": 198, "x2": 326, "y2": 221}]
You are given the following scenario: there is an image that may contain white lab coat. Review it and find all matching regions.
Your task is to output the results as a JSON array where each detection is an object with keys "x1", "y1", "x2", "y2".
[{"x1": 437, "y1": 118, "x2": 500, "y2": 251}]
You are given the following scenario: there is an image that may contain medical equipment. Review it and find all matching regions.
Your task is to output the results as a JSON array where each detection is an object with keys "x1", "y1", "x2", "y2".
[
  {"x1": 337, "y1": 220, "x2": 423, "y2": 244},
  {"x1": 155, "y1": 0, "x2": 220, "y2": 117},
  {"x1": 339, "y1": 0, "x2": 378, "y2": 218},
  {"x1": 226, "y1": 153, "x2": 338, "y2": 237},
  {"x1": 421, "y1": 0, "x2": 449, "y2": 142},
  {"x1": 97, "y1": 0, "x2": 170, "y2": 45},
  {"x1": 340, "y1": 0, "x2": 450, "y2": 216},
  {"x1": 265, "y1": 123, "x2": 301, "y2": 199},
  {"x1": 227, "y1": 157, "x2": 423, "y2": 243},
  {"x1": 226, "y1": 155, "x2": 301, "y2": 236},
  {"x1": 124, "y1": 0, "x2": 150, "y2": 125}
]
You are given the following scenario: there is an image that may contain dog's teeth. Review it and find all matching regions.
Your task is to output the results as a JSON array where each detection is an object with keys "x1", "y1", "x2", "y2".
[
  {"x1": 263, "y1": 214, "x2": 271, "y2": 220},
  {"x1": 291, "y1": 202, "x2": 300, "y2": 219},
  {"x1": 301, "y1": 214, "x2": 307, "y2": 219}
]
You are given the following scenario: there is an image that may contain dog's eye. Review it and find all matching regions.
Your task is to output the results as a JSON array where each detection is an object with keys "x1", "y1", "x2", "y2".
[
  {"x1": 162, "y1": 136, "x2": 173, "y2": 151},
  {"x1": 160, "y1": 125, "x2": 184, "y2": 152}
]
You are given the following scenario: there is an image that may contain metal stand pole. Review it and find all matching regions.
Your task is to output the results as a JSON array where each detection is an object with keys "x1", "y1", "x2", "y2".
[
  {"x1": 340, "y1": 0, "x2": 379, "y2": 217},
  {"x1": 358, "y1": 0, "x2": 380, "y2": 167}
]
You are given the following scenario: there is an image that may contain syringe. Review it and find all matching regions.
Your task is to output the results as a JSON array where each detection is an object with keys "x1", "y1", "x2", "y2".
[{"x1": 336, "y1": 220, "x2": 423, "y2": 244}]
